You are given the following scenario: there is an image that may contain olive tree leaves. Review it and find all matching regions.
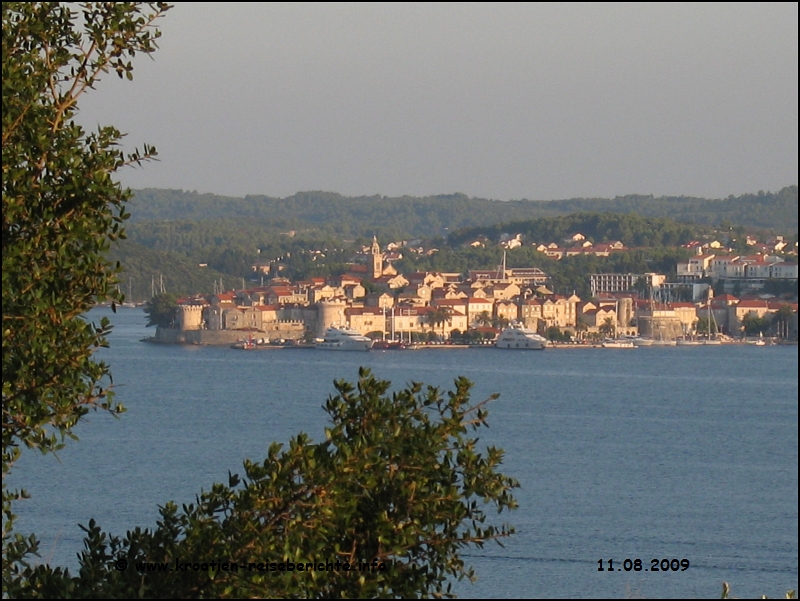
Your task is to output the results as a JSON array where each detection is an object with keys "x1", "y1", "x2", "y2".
[
  {"x1": 2, "y1": 1, "x2": 170, "y2": 590},
  {"x1": 10, "y1": 370, "x2": 518, "y2": 598}
]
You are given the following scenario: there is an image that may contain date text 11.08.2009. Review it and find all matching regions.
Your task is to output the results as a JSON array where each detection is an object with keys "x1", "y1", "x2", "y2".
[{"x1": 598, "y1": 559, "x2": 690, "y2": 572}]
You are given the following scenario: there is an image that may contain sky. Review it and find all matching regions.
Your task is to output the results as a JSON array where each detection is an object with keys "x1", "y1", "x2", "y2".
[{"x1": 78, "y1": 2, "x2": 798, "y2": 201}]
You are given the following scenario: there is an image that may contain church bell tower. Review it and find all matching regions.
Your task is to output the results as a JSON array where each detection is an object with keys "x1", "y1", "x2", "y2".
[{"x1": 371, "y1": 235, "x2": 382, "y2": 280}]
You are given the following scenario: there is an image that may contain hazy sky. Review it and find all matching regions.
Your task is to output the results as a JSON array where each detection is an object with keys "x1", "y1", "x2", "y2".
[{"x1": 79, "y1": 2, "x2": 798, "y2": 201}]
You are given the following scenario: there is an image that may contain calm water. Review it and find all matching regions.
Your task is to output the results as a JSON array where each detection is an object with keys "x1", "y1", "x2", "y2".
[{"x1": 11, "y1": 308, "x2": 798, "y2": 599}]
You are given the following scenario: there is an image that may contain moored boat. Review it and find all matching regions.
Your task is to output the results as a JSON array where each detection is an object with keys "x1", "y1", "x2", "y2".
[
  {"x1": 316, "y1": 327, "x2": 374, "y2": 351},
  {"x1": 495, "y1": 324, "x2": 548, "y2": 349},
  {"x1": 601, "y1": 339, "x2": 636, "y2": 349}
]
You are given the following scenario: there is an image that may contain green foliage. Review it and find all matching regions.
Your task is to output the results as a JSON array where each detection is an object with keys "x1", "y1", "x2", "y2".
[
  {"x1": 491, "y1": 315, "x2": 510, "y2": 330},
  {"x1": 108, "y1": 189, "x2": 797, "y2": 289},
  {"x1": 695, "y1": 317, "x2": 718, "y2": 336},
  {"x1": 2, "y1": 0, "x2": 170, "y2": 590},
  {"x1": 449, "y1": 212, "x2": 703, "y2": 248},
  {"x1": 144, "y1": 293, "x2": 178, "y2": 328},
  {"x1": 426, "y1": 306, "x2": 454, "y2": 338},
  {"x1": 449, "y1": 330, "x2": 487, "y2": 344},
  {"x1": 762, "y1": 278, "x2": 799, "y2": 299},
  {"x1": 546, "y1": 326, "x2": 571, "y2": 342},
  {"x1": 598, "y1": 317, "x2": 616, "y2": 338},
  {"x1": 772, "y1": 305, "x2": 796, "y2": 339},
  {"x1": 106, "y1": 242, "x2": 239, "y2": 302},
  {"x1": 7, "y1": 370, "x2": 518, "y2": 598},
  {"x1": 127, "y1": 189, "x2": 557, "y2": 238},
  {"x1": 127, "y1": 187, "x2": 799, "y2": 236},
  {"x1": 474, "y1": 310, "x2": 493, "y2": 328},
  {"x1": 740, "y1": 313, "x2": 771, "y2": 336},
  {"x1": 112, "y1": 201, "x2": 797, "y2": 298},
  {"x1": 115, "y1": 221, "x2": 361, "y2": 285}
]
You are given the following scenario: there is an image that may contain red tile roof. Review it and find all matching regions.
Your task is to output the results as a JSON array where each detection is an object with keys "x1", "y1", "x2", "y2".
[{"x1": 736, "y1": 300, "x2": 768, "y2": 308}]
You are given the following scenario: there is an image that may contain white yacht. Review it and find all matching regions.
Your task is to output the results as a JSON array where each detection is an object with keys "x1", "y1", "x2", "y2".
[
  {"x1": 316, "y1": 327, "x2": 374, "y2": 351},
  {"x1": 495, "y1": 324, "x2": 548, "y2": 350},
  {"x1": 601, "y1": 339, "x2": 636, "y2": 349}
]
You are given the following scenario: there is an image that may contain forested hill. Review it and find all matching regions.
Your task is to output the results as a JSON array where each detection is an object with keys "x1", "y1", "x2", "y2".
[
  {"x1": 128, "y1": 186, "x2": 798, "y2": 237},
  {"x1": 536, "y1": 186, "x2": 798, "y2": 231},
  {"x1": 448, "y1": 213, "x2": 708, "y2": 248}
]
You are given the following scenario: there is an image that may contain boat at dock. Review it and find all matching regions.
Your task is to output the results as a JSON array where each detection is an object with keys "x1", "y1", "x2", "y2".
[
  {"x1": 625, "y1": 336, "x2": 654, "y2": 347},
  {"x1": 601, "y1": 339, "x2": 636, "y2": 349},
  {"x1": 495, "y1": 324, "x2": 548, "y2": 350},
  {"x1": 315, "y1": 327, "x2": 374, "y2": 351}
]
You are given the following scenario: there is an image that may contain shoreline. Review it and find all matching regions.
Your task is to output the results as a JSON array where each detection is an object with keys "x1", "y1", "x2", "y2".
[{"x1": 141, "y1": 336, "x2": 795, "y2": 349}]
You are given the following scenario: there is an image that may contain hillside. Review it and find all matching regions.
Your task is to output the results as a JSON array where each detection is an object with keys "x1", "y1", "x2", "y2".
[
  {"x1": 112, "y1": 187, "x2": 797, "y2": 297},
  {"x1": 127, "y1": 186, "x2": 798, "y2": 237},
  {"x1": 106, "y1": 242, "x2": 240, "y2": 302}
]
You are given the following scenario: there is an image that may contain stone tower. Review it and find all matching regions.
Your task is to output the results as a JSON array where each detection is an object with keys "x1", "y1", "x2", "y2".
[
  {"x1": 371, "y1": 235, "x2": 382, "y2": 280},
  {"x1": 316, "y1": 299, "x2": 348, "y2": 338},
  {"x1": 177, "y1": 304, "x2": 204, "y2": 330}
]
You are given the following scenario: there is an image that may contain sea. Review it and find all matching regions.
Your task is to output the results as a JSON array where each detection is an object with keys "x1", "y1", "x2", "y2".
[{"x1": 9, "y1": 308, "x2": 799, "y2": 599}]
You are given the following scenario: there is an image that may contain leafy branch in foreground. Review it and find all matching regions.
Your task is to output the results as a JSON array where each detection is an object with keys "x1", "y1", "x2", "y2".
[
  {"x1": 8, "y1": 369, "x2": 518, "y2": 598},
  {"x1": 2, "y1": 1, "x2": 170, "y2": 591}
]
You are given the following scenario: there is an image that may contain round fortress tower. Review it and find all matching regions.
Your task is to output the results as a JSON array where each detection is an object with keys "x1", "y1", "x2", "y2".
[
  {"x1": 316, "y1": 299, "x2": 348, "y2": 338},
  {"x1": 177, "y1": 304, "x2": 204, "y2": 330},
  {"x1": 618, "y1": 297, "x2": 633, "y2": 329}
]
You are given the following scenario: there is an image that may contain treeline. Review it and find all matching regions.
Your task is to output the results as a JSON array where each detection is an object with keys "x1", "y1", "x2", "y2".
[
  {"x1": 128, "y1": 186, "x2": 798, "y2": 236},
  {"x1": 127, "y1": 190, "x2": 530, "y2": 240},
  {"x1": 532, "y1": 186, "x2": 798, "y2": 231},
  {"x1": 448, "y1": 212, "x2": 710, "y2": 248},
  {"x1": 118, "y1": 221, "x2": 363, "y2": 284},
  {"x1": 111, "y1": 188, "x2": 797, "y2": 298},
  {"x1": 116, "y1": 211, "x2": 708, "y2": 286},
  {"x1": 106, "y1": 242, "x2": 240, "y2": 302}
]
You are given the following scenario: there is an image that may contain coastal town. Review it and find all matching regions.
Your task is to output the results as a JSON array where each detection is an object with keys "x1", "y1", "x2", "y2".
[{"x1": 153, "y1": 234, "x2": 798, "y2": 346}]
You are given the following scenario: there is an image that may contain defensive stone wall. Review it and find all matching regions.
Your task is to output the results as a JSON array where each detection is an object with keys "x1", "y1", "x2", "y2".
[{"x1": 637, "y1": 316, "x2": 684, "y2": 340}]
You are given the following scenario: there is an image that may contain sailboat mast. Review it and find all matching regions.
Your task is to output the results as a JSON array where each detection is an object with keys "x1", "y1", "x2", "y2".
[{"x1": 707, "y1": 287, "x2": 718, "y2": 339}]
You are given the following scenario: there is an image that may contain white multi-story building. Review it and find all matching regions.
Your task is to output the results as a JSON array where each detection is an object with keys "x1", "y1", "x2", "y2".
[
  {"x1": 770, "y1": 262, "x2": 798, "y2": 279},
  {"x1": 676, "y1": 254, "x2": 715, "y2": 282},
  {"x1": 705, "y1": 256, "x2": 796, "y2": 291},
  {"x1": 589, "y1": 273, "x2": 665, "y2": 297}
]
